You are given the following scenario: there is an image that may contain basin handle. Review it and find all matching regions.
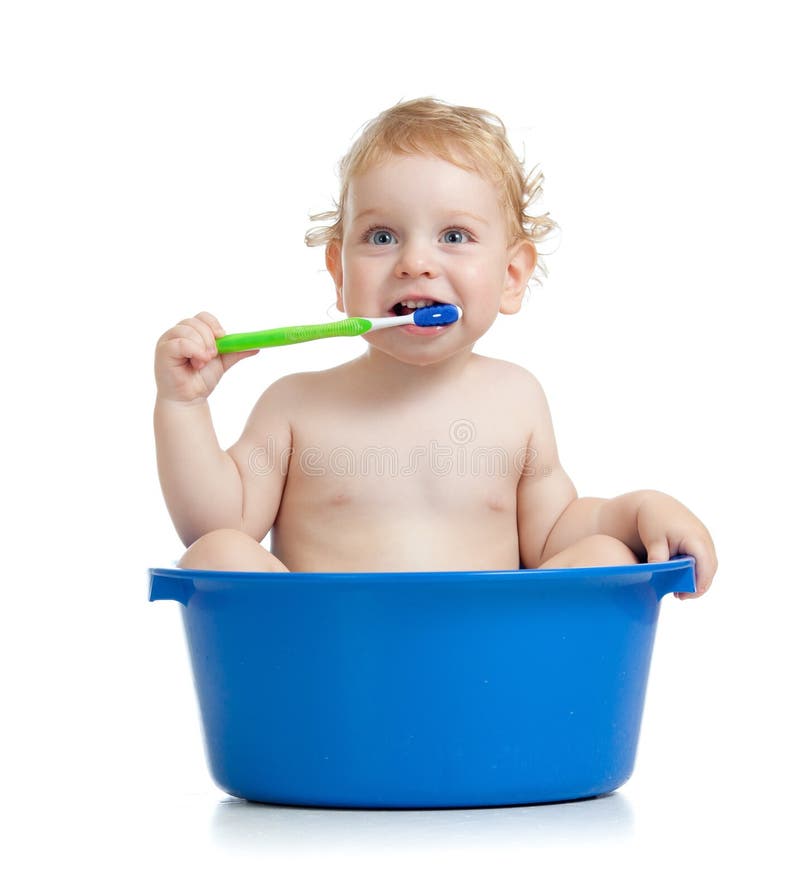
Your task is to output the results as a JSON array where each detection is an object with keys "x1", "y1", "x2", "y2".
[
  {"x1": 653, "y1": 555, "x2": 696, "y2": 600},
  {"x1": 148, "y1": 569, "x2": 192, "y2": 606}
]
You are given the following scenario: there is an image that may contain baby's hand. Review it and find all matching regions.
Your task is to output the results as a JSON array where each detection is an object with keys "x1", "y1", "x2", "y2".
[
  {"x1": 154, "y1": 311, "x2": 258, "y2": 403},
  {"x1": 636, "y1": 492, "x2": 718, "y2": 599}
]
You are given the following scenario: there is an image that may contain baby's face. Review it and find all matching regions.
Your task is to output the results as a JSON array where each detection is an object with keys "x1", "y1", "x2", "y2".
[{"x1": 327, "y1": 153, "x2": 535, "y2": 366}]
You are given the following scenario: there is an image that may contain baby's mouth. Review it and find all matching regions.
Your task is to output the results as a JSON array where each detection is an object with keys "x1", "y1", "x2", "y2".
[{"x1": 390, "y1": 300, "x2": 446, "y2": 317}]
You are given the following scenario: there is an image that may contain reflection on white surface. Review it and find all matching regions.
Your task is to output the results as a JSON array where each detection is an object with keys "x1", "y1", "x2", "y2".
[{"x1": 209, "y1": 792, "x2": 634, "y2": 853}]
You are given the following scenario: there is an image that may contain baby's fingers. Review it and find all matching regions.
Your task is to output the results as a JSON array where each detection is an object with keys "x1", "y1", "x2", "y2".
[
  {"x1": 644, "y1": 538, "x2": 670, "y2": 565},
  {"x1": 177, "y1": 314, "x2": 221, "y2": 356},
  {"x1": 194, "y1": 311, "x2": 226, "y2": 340},
  {"x1": 220, "y1": 348, "x2": 259, "y2": 372},
  {"x1": 162, "y1": 333, "x2": 214, "y2": 369},
  {"x1": 675, "y1": 536, "x2": 718, "y2": 599},
  {"x1": 644, "y1": 533, "x2": 716, "y2": 599}
]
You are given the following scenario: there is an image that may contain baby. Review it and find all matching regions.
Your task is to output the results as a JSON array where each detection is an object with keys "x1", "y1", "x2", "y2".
[{"x1": 154, "y1": 97, "x2": 716, "y2": 598}]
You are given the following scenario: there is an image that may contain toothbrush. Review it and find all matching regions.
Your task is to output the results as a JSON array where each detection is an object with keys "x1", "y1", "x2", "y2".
[{"x1": 215, "y1": 304, "x2": 463, "y2": 353}]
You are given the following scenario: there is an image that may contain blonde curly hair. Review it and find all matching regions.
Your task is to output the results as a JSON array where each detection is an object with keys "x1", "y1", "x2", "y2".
[{"x1": 305, "y1": 97, "x2": 558, "y2": 282}]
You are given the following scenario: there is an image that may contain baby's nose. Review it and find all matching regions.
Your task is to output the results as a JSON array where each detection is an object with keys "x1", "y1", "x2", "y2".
[{"x1": 395, "y1": 238, "x2": 439, "y2": 278}]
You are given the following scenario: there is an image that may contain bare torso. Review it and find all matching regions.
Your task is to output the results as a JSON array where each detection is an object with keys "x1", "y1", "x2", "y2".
[{"x1": 268, "y1": 353, "x2": 535, "y2": 572}]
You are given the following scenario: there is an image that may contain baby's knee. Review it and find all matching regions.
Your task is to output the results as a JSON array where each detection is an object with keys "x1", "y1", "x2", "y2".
[
  {"x1": 178, "y1": 529, "x2": 288, "y2": 572},
  {"x1": 540, "y1": 533, "x2": 639, "y2": 570},
  {"x1": 179, "y1": 529, "x2": 252, "y2": 570},
  {"x1": 578, "y1": 534, "x2": 639, "y2": 567}
]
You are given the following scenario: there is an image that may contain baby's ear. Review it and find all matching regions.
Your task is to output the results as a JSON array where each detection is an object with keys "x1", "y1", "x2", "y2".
[
  {"x1": 325, "y1": 241, "x2": 344, "y2": 312},
  {"x1": 500, "y1": 240, "x2": 537, "y2": 314}
]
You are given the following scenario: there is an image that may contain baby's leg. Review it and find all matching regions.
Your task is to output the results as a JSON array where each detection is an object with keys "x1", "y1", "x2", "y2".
[
  {"x1": 178, "y1": 529, "x2": 290, "y2": 572},
  {"x1": 537, "y1": 534, "x2": 639, "y2": 570}
]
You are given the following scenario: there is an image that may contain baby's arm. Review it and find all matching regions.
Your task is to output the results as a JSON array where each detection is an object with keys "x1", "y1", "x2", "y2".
[
  {"x1": 516, "y1": 372, "x2": 717, "y2": 594},
  {"x1": 516, "y1": 373, "x2": 579, "y2": 569},
  {"x1": 542, "y1": 489, "x2": 717, "y2": 595},
  {"x1": 155, "y1": 396, "x2": 246, "y2": 546},
  {"x1": 154, "y1": 312, "x2": 290, "y2": 547}
]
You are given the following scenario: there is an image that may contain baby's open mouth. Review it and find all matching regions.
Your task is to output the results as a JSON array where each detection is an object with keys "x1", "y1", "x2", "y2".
[{"x1": 391, "y1": 300, "x2": 445, "y2": 316}]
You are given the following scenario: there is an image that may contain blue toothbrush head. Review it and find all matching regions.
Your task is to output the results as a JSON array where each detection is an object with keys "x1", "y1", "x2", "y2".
[{"x1": 411, "y1": 304, "x2": 463, "y2": 326}]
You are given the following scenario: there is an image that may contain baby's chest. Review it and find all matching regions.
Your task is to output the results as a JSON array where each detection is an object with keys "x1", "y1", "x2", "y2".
[{"x1": 287, "y1": 410, "x2": 528, "y2": 514}]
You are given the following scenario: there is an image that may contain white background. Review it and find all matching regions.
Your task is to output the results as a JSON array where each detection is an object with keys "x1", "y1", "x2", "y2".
[{"x1": 2, "y1": 0, "x2": 798, "y2": 890}]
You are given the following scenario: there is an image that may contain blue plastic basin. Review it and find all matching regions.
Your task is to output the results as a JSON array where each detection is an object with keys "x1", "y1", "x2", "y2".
[{"x1": 149, "y1": 557, "x2": 694, "y2": 808}]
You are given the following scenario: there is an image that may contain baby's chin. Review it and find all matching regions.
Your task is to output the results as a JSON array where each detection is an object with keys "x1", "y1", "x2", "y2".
[{"x1": 363, "y1": 337, "x2": 477, "y2": 369}]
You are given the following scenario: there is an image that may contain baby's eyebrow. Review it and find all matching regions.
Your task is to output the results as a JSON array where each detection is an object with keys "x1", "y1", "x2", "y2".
[
  {"x1": 353, "y1": 208, "x2": 382, "y2": 222},
  {"x1": 445, "y1": 210, "x2": 489, "y2": 225},
  {"x1": 353, "y1": 208, "x2": 489, "y2": 225}
]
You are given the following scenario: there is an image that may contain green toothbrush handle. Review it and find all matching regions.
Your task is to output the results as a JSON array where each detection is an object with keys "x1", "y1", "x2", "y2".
[{"x1": 216, "y1": 318, "x2": 373, "y2": 353}]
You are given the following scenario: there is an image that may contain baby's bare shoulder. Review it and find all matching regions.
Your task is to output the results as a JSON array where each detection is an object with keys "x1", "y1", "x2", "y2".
[
  {"x1": 471, "y1": 355, "x2": 548, "y2": 404},
  {"x1": 271, "y1": 363, "x2": 352, "y2": 398},
  {"x1": 248, "y1": 362, "x2": 355, "y2": 415},
  {"x1": 250, "y1": 371, "x2": 307, "y2": 407}
]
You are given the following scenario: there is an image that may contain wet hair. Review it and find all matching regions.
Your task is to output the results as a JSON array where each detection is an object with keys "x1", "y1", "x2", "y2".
[{"x1": 305, "y1": 96, "x2": 558, "y2": 282}]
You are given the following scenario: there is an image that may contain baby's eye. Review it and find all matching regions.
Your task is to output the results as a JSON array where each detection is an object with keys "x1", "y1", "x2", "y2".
[
  {"x1": 441, "y1": 229, "x2": 473, "y2": 244},
  {"x1": 365, "y1": 228, "x2": 397, "y2": 245}
]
